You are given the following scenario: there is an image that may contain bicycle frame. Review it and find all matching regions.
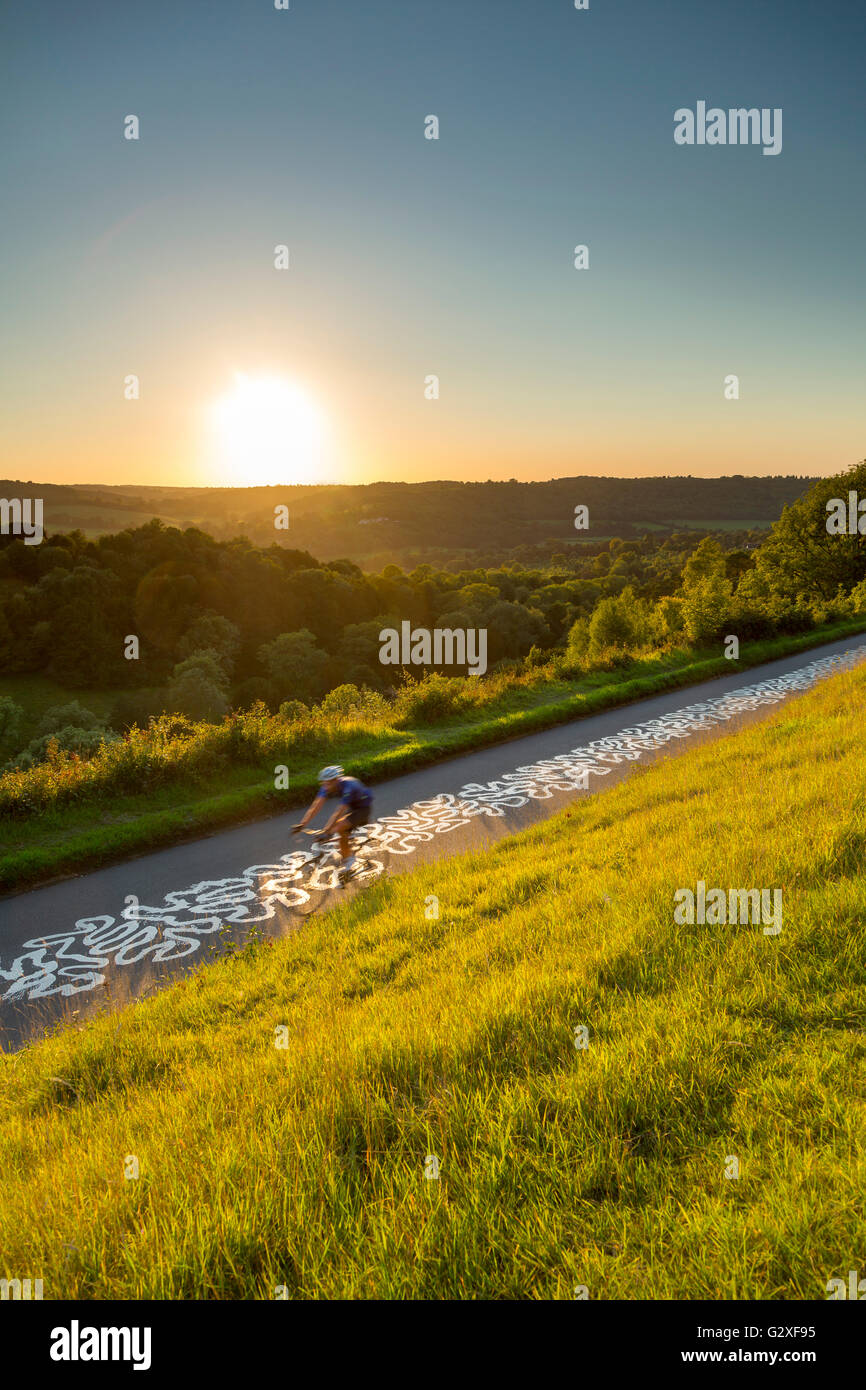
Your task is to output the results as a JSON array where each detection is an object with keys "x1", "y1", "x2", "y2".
[{"x1": 306, "y1": 824, "x2": 376, "y2": 863}]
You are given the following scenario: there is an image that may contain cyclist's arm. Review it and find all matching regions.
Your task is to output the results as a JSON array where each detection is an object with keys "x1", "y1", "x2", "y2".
[
  {"x1": 320, "y1": 802, "x2": 349, "y2": 835},
  {"x1": 296, "y1": 793, "x2": 326, "y2": 829}
]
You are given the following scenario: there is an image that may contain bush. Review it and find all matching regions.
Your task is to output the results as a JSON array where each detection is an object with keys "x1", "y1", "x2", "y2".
[
  {"x1": 588, "y1": 589, "x2": 649, "y2": 656},
  {"x1": 258, "y1": 629, "x2": 329, "y2": 704},
  {"x1": 278, "y1": 699, "x2": 310, "y2": 723},
  {"x1": 317, "y1": 683, "x2": 364, "y2": 717},
  {"x1": 317, "y1": 684, "x2": 389, "y2": 721},
  {"x1": 394, "y1": 672, "x2": 467, "y2": 726},
  {"x1": 681, "y1": 575, "x2": 735, "y2": 644},
  {"x1": 38, "y1": 701, "x2": 103, "y2": 736},
  {"x1": 729, "y1": 608, "x2": 777, "y2": 642},
  {"x1": 148, "y1": 713, "x2": 199, "y2": 742},
  {"x1": 651, "y1": 596, "x2": 685, "y2": 643},
  {"x1": 11, "y1": 724, "x2": 118, "y2": 771},
  {"x1": 565, "y1": 616, "x2": 590, "y2": 661},
  {"x1": 524, "y1": 645, "x2": 552, "y2": 669},
  {"x1": 166, "y1": 649, "x2": 229, "y2": 723},
  {"x1": 850, "y1": 577, "x2": 866, "y2": 613}
]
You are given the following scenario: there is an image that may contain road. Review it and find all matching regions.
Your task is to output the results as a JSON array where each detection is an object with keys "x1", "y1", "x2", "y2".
[{"x1": 1, "y1": 634, "x2": 864, "y2": 1050}]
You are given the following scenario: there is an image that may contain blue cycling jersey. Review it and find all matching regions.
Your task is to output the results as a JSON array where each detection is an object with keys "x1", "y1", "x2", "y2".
[{"x1": 319, "y1": 776, "x2": 372, "y2": 809}]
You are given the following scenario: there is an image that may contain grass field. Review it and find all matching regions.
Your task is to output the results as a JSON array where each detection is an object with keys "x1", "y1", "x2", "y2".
[
  {"x1": 2, "y1": 618, "x2": 865, "y2": 896},
  {"x1": 0, "y1": 674, "x2": 119, "y2": 743},
  {"x1": 0, "y1": 674, "x2": 163, "y2": 753},
  {"x1": 1, "y1": 659, "x2": 862, "y2": 1299}
]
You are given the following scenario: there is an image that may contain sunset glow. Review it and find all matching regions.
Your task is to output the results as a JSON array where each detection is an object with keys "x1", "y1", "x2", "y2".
[{"x1": 206, "y1": 375, "x2": 327, "y2": 487}]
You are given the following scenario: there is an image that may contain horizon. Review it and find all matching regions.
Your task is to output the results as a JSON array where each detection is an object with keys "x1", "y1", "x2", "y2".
[{"x1": 0, "y1": 469, "x2": 829, "y2": 492}]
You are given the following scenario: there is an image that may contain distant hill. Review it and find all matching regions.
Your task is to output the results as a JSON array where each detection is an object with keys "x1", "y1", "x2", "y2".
[{"x1": 0, "y1": 475, "x2": 816, "y2": 565}]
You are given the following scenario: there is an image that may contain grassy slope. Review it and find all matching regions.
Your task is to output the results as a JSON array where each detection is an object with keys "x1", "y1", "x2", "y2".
[
  {"x1": 1, "y1": 663, "x2": 863, "y2": 1299},
  {"x1": 0, "y1": 674, "x2": 120, "y2": 739},
  {"x1": 0, "y1": 673, "x2": 163, "y2": 748},
  {"x1": 2, "y1": 616, "x2": 865, "y2": 895}
]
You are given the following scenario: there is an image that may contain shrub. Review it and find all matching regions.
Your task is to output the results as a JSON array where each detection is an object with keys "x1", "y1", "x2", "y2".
[
  {"x1": 651, "y1": 596, "x2": 685, "y2": 643},
  {"x1": 681, "y1": 575, "x2": 734, "y2": 644},
  {"x1": 394, "y1": 672, "x2": 467, "y2": 726},
  {"x1": 11, "y1": 724, "x2": 118, "y2": 771},
  {"x1": 317, "y1": 684, "x2": 389, "y2": 721},
  {"x1": 258, "y1": 629, "x2": 329, "y2": 704},
  {"x1": 166, "y1": 649, "x2": 229, "y2": 723},
  {"x1": 278, "y1": 699, "x2": 310, "y2": 723},
  {"x1": 588, "y1": 589, "x2": 649, "y2": 656},
  {"x1": 317, "y1": 683, "x2": 364, "y2": 717},
  {"x1": 565, "y1": 616, "x2": 590, "y2": 661},
  {"x1": 38, "y1": 701, "x2": 103, "y2": 736}
]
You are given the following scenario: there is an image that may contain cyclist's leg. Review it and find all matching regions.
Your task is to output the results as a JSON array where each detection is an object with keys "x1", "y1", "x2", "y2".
[
  {"x1": 341, "y1": 806, "x2": 371, "y2": 870},
  {"x1": 336, "y1": 807, "x2": 352, "y2": 862}
]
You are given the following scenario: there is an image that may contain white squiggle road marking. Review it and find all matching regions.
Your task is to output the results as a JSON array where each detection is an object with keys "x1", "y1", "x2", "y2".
[{"x1": 1, "y1": 648, "x2": 862, "y2": 1003}]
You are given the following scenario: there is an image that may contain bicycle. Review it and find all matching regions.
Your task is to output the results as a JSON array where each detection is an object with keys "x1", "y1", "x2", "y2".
[{"x1": 280, "y1": 824, "x2": 387, "y2": 916}]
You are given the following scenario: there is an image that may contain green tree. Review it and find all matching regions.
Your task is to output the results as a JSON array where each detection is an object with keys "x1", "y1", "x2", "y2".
[
  {"x1": 747, "y1": 460, "x2": 866, "y2": 603},
  {"x1": 166, "y1": 648, "x2": 229, "y2": 722},
  {"x1": 651, "y1": 595, "x2": 686, "y2": 643},
  {"x1": 588, "y1": 587, "x2": 648, "y2": 656},
  {"x1": 681, "y1": 574, "x2": 734, "y2": 644},
  {"x1": 38, "y1": 701, "x2": 103, "y2": 735},
  {"x1": 485, "y1": 600, "x2": 549, "y2": 661},
  {"x1": 565, "y1": 615, "x2": 590, "y2": 660},
  {"x1": 258, "y1": 629, "x2": 329, "y2": 703},
  {"x1": 176, "y1": 612, "x2": 241, "y2": 674},
  {"x1": 682, "y1": 537, "x2": 728, "y2": 590},
  {"x1": 12, "y1": 725, "x2": 118, "y2": 770},
  {"x1": 0, "y1": 695, "x2": 24, "y2": 761}
]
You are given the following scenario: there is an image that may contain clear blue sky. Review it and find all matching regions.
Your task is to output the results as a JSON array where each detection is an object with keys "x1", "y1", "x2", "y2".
[{"x1": 1, "y1": 0, "x2": 863, "y2": 485}]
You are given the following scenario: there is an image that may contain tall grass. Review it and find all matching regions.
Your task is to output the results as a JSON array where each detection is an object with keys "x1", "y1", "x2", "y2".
[{"x1": 1, "y1": 663, "x2": 863, "y2": 1298}]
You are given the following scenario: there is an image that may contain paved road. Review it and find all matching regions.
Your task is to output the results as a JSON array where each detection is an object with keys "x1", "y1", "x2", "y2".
[{"x1": 2, "y1": 634, "x2": 864, "y2": 1050}]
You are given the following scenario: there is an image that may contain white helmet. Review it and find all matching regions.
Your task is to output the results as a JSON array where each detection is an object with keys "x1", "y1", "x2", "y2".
[{"x1": 319, "y1": 765, "x2": 344, "y2": 781}]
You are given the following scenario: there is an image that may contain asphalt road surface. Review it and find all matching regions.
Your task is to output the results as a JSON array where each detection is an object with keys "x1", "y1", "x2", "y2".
[{"x1": 2, "y1": 633, "x2": 864, "y2": 1050}]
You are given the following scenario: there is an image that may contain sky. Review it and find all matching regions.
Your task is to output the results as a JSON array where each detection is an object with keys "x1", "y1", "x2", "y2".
[{"x1": 1, "y1": 0, "x2": 864, "y2": 488}]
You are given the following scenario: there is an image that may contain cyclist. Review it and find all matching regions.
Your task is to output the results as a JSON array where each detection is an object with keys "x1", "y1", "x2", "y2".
[{"x1": 292, "y1": 766, "x2": 374, "y2": 882}]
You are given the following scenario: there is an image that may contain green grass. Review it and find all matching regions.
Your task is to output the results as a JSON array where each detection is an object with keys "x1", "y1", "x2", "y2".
[
  {"x1": 1, "y1": 617, "x2": 864, "y2": 895},
  {"x1": 1, "y1": 661, "x2": 863, "y2": 1298},
  {"x1": 0, "y1": 674, "x2": 122, "y2": 743}
]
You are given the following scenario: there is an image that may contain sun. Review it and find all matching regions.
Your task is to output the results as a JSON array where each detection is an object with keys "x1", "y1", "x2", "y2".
[{"x1": 207, "y1": 373, "x2": 326, "y2": 486}]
